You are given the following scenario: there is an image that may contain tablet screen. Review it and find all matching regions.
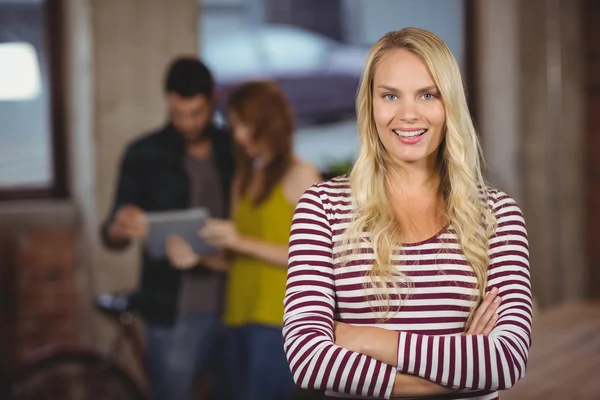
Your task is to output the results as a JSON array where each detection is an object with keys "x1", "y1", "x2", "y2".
[{"x1": 145, "y1": 207, "x2": 219, "y2": 260}]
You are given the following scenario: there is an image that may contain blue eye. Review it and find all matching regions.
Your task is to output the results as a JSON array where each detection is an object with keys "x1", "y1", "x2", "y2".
[
  {"x1": 422, "y1": 93, "x2": 436, "y2": 100},
  {"x1": 384, "y1": 94, "x2": 397, "y2": 101}
]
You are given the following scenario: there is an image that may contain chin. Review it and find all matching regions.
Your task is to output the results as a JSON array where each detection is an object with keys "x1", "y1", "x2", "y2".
[
  {"x1": 186, "y1": 132, "x2": 205, "y2": 142},
  {"x1": 390, "y1": 151, "x2": 435, "y2": 165}
]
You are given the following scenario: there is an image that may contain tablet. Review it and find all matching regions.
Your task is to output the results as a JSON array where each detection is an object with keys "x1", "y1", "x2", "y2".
[{"x1": 145, "y1": 207, "x2": 218, "y2": 260}]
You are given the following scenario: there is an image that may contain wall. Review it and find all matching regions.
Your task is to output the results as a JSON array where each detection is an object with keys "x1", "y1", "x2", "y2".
[
  {"x1": 89, "y1": 0, "x2": 199, "y2": 346},
  {"x1": 585, "y1": 0, "x2": 600, "y2": 298},
  {"x1": 475, "y1": 0, "x2": 586, "y2": 308}
]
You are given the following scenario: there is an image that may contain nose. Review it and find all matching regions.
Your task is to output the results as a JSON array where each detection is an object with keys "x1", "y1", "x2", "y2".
[{"x1": 398, "y1": 99, "x2": 419, "y2": 122}]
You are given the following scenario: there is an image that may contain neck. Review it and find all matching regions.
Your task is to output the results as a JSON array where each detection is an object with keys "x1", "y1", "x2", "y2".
[
  {"x1": 187, "y1": 136, "x2": 212, "y2": 159},
  {"x1": 387, "y1": 159, "x2": 440, "y2": 199}
]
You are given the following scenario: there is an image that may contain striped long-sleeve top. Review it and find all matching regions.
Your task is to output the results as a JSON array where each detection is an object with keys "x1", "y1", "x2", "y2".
[{"x1": 283, "y1": 176, "x2": 532, "y2": 399}]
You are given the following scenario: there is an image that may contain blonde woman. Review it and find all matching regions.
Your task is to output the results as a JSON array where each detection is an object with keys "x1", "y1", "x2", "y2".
[{"x1": 283, "y1": 27, "x2": 531, "y2": 400}]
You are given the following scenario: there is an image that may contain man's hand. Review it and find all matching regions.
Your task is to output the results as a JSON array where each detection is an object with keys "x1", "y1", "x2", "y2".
[
  {"x1": 166, "y1": 235, "x2": 200, "y2": 270},
  {"x1": 464, "y1": 287, "x2": 502, "y2": 335},
  {"x1": 108, "y1": 205, "x2": 148, "y2": 241}
]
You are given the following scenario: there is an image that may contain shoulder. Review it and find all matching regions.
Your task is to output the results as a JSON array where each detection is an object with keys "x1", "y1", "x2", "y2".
[
  {"x1": 484, "y1": 188, "x2": 529, "y2": 273},
  {"x1": 283, "y1": 158, "x2": 323, "y2": 205},
  {"x1": 121, "y1": 127, "x2": 167, "y2": 161},
  {"x1": 483, "y1": 186, "x2": 524, "y2": 218},
  {"x1": 483, "y1": 186, "x2": 528, "y2": 241},
  {"x1": 286, "y1": 158, "x2": 321, "y2": 181},
  {"x1": 296, "y1": 174, "x2": 351, "y2": 207},
  {"x1": 292, "y1": 175, "x2": 352, "y2": 234}
]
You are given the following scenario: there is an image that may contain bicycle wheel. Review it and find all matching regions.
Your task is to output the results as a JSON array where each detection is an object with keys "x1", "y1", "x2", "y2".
[{"x1": 8, "y1": 351, "x2": 145, "y2": 400}]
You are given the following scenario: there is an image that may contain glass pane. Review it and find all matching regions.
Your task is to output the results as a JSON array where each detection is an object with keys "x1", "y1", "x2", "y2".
[
  {"x1": 259, "y1": 25, "x2": 333, "y2": 72},
  {"x1": 0, "y1": 1, "x2": 52, "y2": 189},
  {"x1": 0, "y1": 42, "x2": 41, "y2": 101},
  {"x1": 203, "y1": 33, "x2": 264, "y2": 80}
]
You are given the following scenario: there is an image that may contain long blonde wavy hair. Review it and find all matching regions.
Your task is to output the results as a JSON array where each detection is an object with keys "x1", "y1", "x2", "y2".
[{"x1": 341, "y1": 27, "x2": 496, "y2": 326}]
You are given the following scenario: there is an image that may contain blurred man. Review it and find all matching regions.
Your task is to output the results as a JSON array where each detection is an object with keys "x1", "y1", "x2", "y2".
[{"x1": 100, "y1": 57, "x2": 234, "y2": 400}]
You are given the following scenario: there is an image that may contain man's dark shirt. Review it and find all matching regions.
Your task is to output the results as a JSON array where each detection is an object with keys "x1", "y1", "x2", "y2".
[{"x1": 100, "y1": 123, "x2": 235, "y2": 326}]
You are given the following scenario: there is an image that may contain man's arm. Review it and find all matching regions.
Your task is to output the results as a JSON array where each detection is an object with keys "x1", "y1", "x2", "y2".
[{"x1": 100, "y1": 146, "x2": 145, "y2": 250}]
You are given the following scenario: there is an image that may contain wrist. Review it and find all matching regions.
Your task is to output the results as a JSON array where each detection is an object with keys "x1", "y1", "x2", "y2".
[
  {"x1": 231, "y1": 235, "x2": 249, "y2": 253},
  {"x1": 357, "y1": 326, "x2": 372, "y2": 354},
  {"x1": 362, "y1": 326, "x2": 399, "y2": 366}
]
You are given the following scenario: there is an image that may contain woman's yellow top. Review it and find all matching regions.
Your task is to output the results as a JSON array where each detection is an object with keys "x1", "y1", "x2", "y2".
[{"x1": 223, "y1": 183, "x2": 295, "y2": 327}]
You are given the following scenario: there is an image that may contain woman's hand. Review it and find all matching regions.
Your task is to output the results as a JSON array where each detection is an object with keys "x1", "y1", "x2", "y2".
[
  {"x1": 464, "y1": 287, "x2": 502, "y2": 335},
  {"x1": 199, "y1": 219, "x2": 241, "y2": 250},
  {"x1": 166, "y1": 235, "x2": 200, "y2": 270}
]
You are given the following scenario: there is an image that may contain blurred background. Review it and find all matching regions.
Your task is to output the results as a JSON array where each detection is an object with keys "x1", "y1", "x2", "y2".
[{"x1": 0, "y1": 0, "x2": 598, "y2": 399}]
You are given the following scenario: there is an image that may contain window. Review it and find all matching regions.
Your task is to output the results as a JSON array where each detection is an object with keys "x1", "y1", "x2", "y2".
[
  {"x1": 0, "y1": 0, "x2": 66, "y2": 200},
  {"x1": 200, "y1": 0, "x2": 470, "y2": 174}
]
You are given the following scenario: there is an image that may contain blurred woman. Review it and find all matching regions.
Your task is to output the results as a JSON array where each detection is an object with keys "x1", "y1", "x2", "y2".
[{"x1": 200, "y1": 80, "x2": 321, "y2": 400}]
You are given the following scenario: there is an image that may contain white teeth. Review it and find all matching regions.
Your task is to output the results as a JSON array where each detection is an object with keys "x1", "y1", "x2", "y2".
[{"x1": 393, "y1": 129, "x2": 426, "y2": 137}]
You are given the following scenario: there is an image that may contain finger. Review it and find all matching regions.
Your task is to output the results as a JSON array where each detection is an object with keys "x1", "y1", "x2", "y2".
[
  {"x1": 468, "y1": 288, "x2": 498, "y2": 333},
  {"x1": 203, "y1": 219, "x2": 217, "y2": 230},
  {"x1": 167, "y1": 235, "x2": 182, "y2": 245},
  {"x1": 119, "y1": 227, "x2": 141, "y2": 239},
  {"x1": 199, "y1": 226, "x2": 218, "y2": 238},
  {"x1": 173, "y1": 256, "x2": 190, "y2": 270},
  {"x1": 203, "y1": 236, "x2": 220, "y2": 247},
  {"x1": 185, "y1": 254, "x2": 198, "y2": 268},
  {"x1": 176, "y1": 237, "x2": 193, "y2": 251},
  {"x1": 477, "y1": 296, "x2": 501, "y2": 334},
  {"x1": 120, "y1": 220, "x2": 141, "y2": 233},
  {"x1": 481, "y1": 313, "x2": 499, "y2": 336},
  {"x1": 176, "y1": 255, "x2": 197, "y2": 270},
  {"x1": 470, "y1": 294, "x2": 501, "y2": 335},
  {"x1": 125, "y1": 219, "x2": 147, "y2": 232},
  {"x1": 128, "y1": 228, "x2": 148, "y2": 239}
]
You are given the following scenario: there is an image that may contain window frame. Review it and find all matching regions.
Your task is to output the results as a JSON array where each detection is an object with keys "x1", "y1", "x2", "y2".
[{"x1": 0, "y1": 0, "x2": 68, "y2": 201}]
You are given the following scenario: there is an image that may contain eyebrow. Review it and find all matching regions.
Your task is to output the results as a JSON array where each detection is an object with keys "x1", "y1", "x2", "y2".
[{"x1": 377, "y1": 84, "x2": 439, "y2": 94}]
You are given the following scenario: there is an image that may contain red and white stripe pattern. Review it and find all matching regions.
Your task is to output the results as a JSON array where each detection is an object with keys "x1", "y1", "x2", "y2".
[{"x1": 283, "y1": 176, "x2": 531, "y2": 399}]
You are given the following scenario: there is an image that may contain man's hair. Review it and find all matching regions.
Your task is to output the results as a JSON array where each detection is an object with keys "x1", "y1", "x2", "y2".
[{"x1": 164, "y1": 56, "x2": 214, "y2": 98}]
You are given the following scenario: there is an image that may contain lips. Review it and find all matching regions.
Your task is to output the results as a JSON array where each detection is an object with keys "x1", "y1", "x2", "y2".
[
  {"x1": 392, "y1": 128, "x2": 428, "y2": 138},
  {"x1": 392, "y1": 128, "x2": 428, "y2": 145}
]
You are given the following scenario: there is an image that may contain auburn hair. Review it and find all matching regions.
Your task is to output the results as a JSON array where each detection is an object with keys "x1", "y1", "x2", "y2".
[{"x1": 227, "y1": 81, "x2": 294, "y2": 205}]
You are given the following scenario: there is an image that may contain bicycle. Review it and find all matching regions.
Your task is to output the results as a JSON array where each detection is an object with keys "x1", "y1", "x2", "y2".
[{"x1": 7, "y1": 291, "x2": 148, "y2": 400}]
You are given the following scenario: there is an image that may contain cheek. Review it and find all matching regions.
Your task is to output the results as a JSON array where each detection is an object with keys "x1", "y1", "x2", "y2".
[
  {"x1": 373, "y1": 99, "x2": 396, "y2": 129},
  {"x1": 426, "y1": 104, "x2": 446, "y2": 130},
  {"x1": 192, "y1": 112, "x2": 209, "y2": 128},
  {"x1": 233, "y1": 129, "x2": 250, "y2": 145}
]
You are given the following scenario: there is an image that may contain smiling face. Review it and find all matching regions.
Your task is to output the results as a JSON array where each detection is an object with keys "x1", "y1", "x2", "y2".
[{"x1": 372, "y1": 49, "x2": 446, "y2": 170}]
